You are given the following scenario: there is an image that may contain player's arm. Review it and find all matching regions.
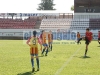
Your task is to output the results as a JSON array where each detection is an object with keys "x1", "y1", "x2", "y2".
[
  {"x1": 77, "y1": 34, "x2": 78, "y2": 38},
  {"x1": 79, "y1": 34, "x2": 81, "y2": 38},
  {"x1": 48, "y1": 34, "x2": 50, "y2": 44},
  {"x1": 90, "y1": 32, "x2": 93, "y2": 41},
  {"x1": 37, "y1": 37, "x2": 42, "y2": 44},
  {"x1": 85, "y1": 32, "x2": 87, "y2": 39},
  {"x1": 52, "y1": 34, "x2": 53, "y2": 42},
  {"x1": 26, "y1": 37, "x2": 31, "y2": 46},
  {"x1": 37, "y1": 37, "x2": 42, "y2": 51}
]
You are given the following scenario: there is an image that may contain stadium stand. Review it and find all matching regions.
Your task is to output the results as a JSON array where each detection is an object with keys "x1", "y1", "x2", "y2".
[
  {"x1": 89, "y1": 19, "x2": 100, "y2": 30},
  {"x1": 74, "y1": 13, "x2": 100, "y2": 19},
  {"x1": 70, "y1": 19, "x2": 89, "y2": 30},
  {"x1": 40, "y1": 19, "x2": 72, "y2": 29},
  {"x1": 0, "y1": 12, "x2": 100, "y2": 40},
  {"x1": 0, "y1": 18, "x2": 36, "y2": 29}
]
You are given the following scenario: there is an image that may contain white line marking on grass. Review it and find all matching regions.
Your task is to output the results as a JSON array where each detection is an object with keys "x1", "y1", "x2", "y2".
[{"x1": 54, "y1": 46, "x2": 83, "y2": 75}]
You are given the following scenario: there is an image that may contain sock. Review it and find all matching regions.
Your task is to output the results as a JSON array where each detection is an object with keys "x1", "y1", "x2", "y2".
[
  {"x1": 85, "y1": 49, "x2": 87, "y2": 56},
  {"x1": 42, "y1": 49, "x2": 45, "y2": 54},
  {"x1": 45, "y1": 49, "x2": 48, "y2": 55},
  {"x1": 31, "y1": 59, "x2": 34, "y2": 67},
  {"x1": 36, "y1": 58, "x2": 39, "y2": 69}
]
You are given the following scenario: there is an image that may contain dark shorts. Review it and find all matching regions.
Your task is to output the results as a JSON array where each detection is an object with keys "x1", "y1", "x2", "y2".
[
  {"x1": 43, "y1": 43, "x2": 48, "y2": 47},
  {"x1": 85, "y1": 37, "x2": 90, "y2": 45}
]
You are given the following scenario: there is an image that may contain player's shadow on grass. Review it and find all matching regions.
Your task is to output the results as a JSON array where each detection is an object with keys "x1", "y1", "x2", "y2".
[
  {"x1": 33, "y1": 55, "x2": 44, "y2": 58},
  {"x1": 97, "y1": 46, "x2": 100, "y2": 47},
  {"x1": 17, "y1": 71, "x2": 34, "y2": 75},
  {"x1": 38, "y1": 55, "x2": 44, "y2": 57},
  {"x1": 79, "y1": 56, "x2": 91, "y2": 59}
]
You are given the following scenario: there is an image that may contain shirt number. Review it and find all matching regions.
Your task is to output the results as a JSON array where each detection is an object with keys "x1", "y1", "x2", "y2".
[{"x1": 32, "y1": 39, "x2": 36, "y2": 45}]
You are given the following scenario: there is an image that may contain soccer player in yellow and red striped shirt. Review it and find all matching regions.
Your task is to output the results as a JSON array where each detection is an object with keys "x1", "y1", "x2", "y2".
[
  {"x1": 26, "y1": 31, "x2": 41, "y2": 72},
  {"x1": 41, "y1": 30, "x2": 49, "y2": 56},
  {"x1": 48, "y1": 30, "x2": 53, "y2": 51}
]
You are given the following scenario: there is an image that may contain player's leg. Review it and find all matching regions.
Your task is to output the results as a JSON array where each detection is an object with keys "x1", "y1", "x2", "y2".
[
  {"x1": 35, "y1": 47, "x2": 39, "y2": 71},
  {"x1": 51, "y1": 43, "x2": 52, "y2": 51},
  {"x1": 77, "y1": 38, "x2": 79, "y2": 44},
  {"x1": 31, "y1": 55, "x2": 34, "y2": 68},
  {"x1": 30, "y1": 47, "x2": 35, "y2": 72},
  {"x1": 35, "y1": 54, "x2": 39, "y2": 71},
  {"x1": 98, "y1": 38, "x2": 99, "y2": 44},
  {"x1": 84, "y1": 37, "x2": 89, "y2": 57},
  {"x1": 99, "y1": 40, "x2": 100, "y2": 44},
  {"x1": 77, "y1": 38, "x2": 81, "y2": 44},
  {"x1": 84, "y1": 40, "x2": 89, "y2": 57},
  {"x1": 77, "y1": 38, "x2": 82, "y2": 44},
  {"x1": 49, "y1": 42, "x2": 53, "y2": 51},
  {"x1": 41, "y1": 44, "x2": 46, "y2": 56},
  {"x1": 45, "y1": 44, "x2": 49, "y2": 56},
  {"x1": 48, "y1": 42, "x2": 51, "y2": 51},
  {"x1": 48, "y1": 42, "x2": 50, "y2": 48},
  {"x1": 79, "y1": 38, "x2": 82, "y2": 44},
  {"x1": 48, "y1": 42, "x2": 52, "y2": 51},
  {"x1": 98, "y1": 38, "x2": 100, "y2": 44},
  {"x1": 31, "y1": 55, "x2": 35, "y2": 72},
  {"x1": 85, "y1": 44, "x2": 88, "y2": 56},
  {"x1": 30, "y1": 48, "x2": 34, "y2": 68}
]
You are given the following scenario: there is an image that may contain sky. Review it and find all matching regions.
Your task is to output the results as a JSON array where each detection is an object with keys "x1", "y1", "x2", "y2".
[{"x1": 0, "y1": 0, "x2": 74, "y2": 13}]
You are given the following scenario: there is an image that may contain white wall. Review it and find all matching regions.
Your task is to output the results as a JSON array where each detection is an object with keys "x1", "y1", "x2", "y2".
[{"x1": 0, "y1": 29, "x2": 99, "y2": 40}]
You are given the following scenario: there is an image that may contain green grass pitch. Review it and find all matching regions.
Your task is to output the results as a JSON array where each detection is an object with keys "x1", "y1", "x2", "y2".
[{"x1": 0, "y1": 40, "x2": 100, "y2": 75}]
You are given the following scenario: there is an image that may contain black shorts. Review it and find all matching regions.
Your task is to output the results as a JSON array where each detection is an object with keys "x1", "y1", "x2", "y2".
[{"x1": 85, "y1": 37, "x2": 90, "y2": 45}]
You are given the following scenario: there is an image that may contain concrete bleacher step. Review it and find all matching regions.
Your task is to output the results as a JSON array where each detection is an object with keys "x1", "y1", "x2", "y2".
[{"x1": 34, "y1": 21, "x2": 41, "y2": 29}]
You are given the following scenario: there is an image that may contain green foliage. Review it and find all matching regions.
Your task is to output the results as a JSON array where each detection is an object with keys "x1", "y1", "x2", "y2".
[
  {"x1": 8, "y1": 13, "x2": 17, "y2": 19},
  {"x1": 71, "y1": 5, "x2": 74, "y2": 11},
  {"x1": 37, "y1": 0, "x2": 56, "y2": 10}
]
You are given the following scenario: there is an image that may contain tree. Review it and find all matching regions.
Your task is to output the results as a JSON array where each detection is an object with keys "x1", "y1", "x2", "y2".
[
  {"x1": 37, "y1": 0, "x2": 56, "y2": 10},
  {"x1": 71, "y1": 5, "x2": 74, "y2": 11},
  {"x1": 8, "y1": 13, "x2": 17, "y2": 19}
]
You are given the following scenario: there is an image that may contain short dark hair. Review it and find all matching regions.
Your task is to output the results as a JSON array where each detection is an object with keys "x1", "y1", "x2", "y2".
[
  {"x1": 86, "y1": 28, "x2": 90, "y2": 31},
  {"x1": 98, "y1": 31, "x2": 100, "y2": 32},
  {"x1": 33, "y1": 30, "x2": 37, "y2": 36}
]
